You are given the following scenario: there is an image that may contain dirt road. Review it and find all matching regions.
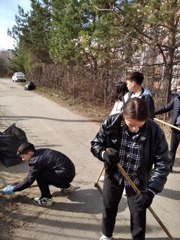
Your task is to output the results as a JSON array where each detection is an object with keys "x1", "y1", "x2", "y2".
[{"x1": 0, "y1": 78, "x2": 179, "y2": 240}]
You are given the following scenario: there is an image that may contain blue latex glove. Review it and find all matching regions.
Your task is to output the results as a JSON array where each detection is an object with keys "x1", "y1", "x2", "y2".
[{"x1": 2, "y1": 185, "x2": 15, "y2": 195}]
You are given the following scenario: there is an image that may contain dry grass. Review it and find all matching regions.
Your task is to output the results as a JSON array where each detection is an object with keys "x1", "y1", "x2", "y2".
[
  {"x1": 36, "y1": 87, "x2": 111, "y2": 122},
  {"x1": 36, "y1": 87, "x2": 172, "y2": 140}
]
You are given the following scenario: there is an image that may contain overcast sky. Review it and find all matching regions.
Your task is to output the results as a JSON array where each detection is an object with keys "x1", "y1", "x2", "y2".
[{"x1": 0, "y1": 0, "x2": 31, "y2": 50}]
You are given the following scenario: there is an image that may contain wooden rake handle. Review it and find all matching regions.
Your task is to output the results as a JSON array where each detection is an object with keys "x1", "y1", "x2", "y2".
[
  {"x1": 154, "y1": 117, "x2": 180, "y2": 131},
  {"x1": 94, "y1": 165, "x2": 105, "y2": 187},
  {"x1": 117, "y1": 163, "x2": 174, "y2": 240}
]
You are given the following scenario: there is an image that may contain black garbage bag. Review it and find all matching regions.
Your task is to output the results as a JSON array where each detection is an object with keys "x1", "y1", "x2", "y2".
[
  {"x1": 24, "y1": 80, "x2": 36, "y2": 90},
  {"x1": 0, "y1": 124, "x2": 28, "y2": 167}
]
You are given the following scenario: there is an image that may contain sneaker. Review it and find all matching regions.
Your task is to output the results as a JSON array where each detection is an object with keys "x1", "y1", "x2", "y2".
[
  {"x1": 33, "y1": 197, "x2": 52, "y2": 206},
  {"x1": 61, "y1": 185, "x2": 79, "y2": 193},
  {"x1": 100, "y1": 175, "x2": 105, "y2": 182},
  {"x1": 99, "y1": 234, "x2": 113, "y2": 240}
]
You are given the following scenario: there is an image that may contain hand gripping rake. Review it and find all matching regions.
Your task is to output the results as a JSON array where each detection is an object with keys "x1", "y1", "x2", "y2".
[{"x1": 116, "y1": 162, "x2": 173, "y2": 240}]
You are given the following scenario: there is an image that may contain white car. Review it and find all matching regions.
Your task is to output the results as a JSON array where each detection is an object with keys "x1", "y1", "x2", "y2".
[{"x1": 12, "y1": 72, "x2": 26, "y2": 82}]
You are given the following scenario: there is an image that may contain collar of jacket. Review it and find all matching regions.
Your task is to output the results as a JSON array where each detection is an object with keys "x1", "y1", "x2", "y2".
[{"x1": 105, "y1": 113, "x2": 123, "y2": 135}]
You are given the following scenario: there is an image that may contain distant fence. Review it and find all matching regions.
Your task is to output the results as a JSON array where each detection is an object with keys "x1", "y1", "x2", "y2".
[{"x1": 29, "y1": 62, "x2": 180, "y2": 110}]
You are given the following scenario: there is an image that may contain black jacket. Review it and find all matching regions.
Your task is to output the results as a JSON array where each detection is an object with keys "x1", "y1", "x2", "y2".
[
  {"x1": 91, "y1": 114, "x2": 171, "y2": 194},
  {"x1": 155, "y1": 96, "x2": 180, "y2": 126},
  {"x1": 14, "y1": 149, "x2": 75, "y2": 192}
]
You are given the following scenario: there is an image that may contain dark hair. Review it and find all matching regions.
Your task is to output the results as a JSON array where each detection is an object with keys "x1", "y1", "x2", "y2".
[
  {"x1": 123, "y1": 97, "x2": 149, "y2": 121},
  {"x1": 17, "y1": 142, "x2": 36, "y2": 156},
  {"x1": 115, "y1": 81, "x2": 128, "y2": 101},
  {"x1": 127, "y1": 71, "x2": 144, "y2": 85}
]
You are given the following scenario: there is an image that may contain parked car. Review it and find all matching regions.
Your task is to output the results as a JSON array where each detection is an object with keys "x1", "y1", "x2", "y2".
[{"x1": 12, "y1": 72, "x2": 26, "y2": 82}]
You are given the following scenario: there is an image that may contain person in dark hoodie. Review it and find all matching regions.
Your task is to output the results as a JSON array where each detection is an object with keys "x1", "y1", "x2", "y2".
[
  {"x1": 124, "y1": 71, "x2": 155, "y2": 118},
  {"x1": 2, "y1": 142, "x2": 78, "y2": 206},
  {"x1": 155, "y1": 81, "x2": 180, "y2": 172},
  {"x1": 91, "y1": 98, "x2": 171, "y2": 240}
]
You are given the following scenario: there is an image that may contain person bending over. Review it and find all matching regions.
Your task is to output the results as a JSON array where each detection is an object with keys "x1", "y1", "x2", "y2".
[{"x1": 2, "y1": 142, "x2": 78, "y2": 206}]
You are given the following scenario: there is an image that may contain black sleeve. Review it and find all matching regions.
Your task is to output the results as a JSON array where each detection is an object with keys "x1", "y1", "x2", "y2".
[
  {"x1": 155, "y1": 99, "x2": 174, "y2": 115},
  {"x1": 13, "y1": 160, "x2": 41, "y2": 192},
  {"x1": 147, "y1": 127, "x2": 171, "y2": 193},
  {"x1": 90, "y1": 125, "x2": 107, "y2": 161}
]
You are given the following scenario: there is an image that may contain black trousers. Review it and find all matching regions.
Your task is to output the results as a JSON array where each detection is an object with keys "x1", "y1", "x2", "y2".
[
  {"x1": 36, "y1": 170, "x2": 75, "y2": 198},
  {"x1": 102, "y1": 177, "x2": 146, "y2": 240},
  {"x1": 169, "y1": 129, "x2": 180, "y2": 166}
]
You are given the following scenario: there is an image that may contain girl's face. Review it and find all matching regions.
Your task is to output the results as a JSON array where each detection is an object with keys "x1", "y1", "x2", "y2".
[
  {"x1": 20, "y1": 151, "x2": 33, "y2": 162},
  {"x1": 124, "y1": 118, "x2": 145, "y2": 133}
]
